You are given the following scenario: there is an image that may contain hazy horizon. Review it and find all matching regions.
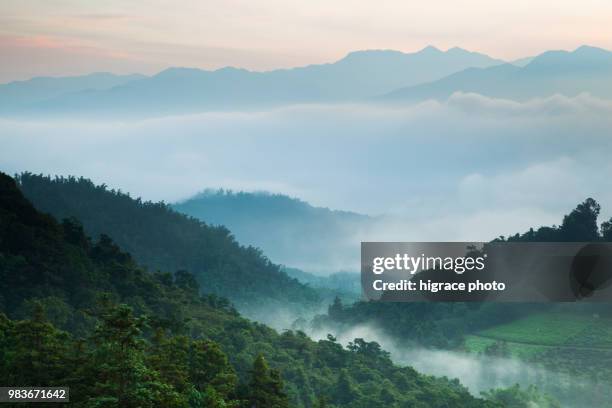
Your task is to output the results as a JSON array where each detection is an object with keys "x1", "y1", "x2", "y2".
[
  {"x1": 0, "y1": 44, "x2": 504, "y2": 84},
  {"x1": 2, "y1": 0, "x2": 612, "y2": 82},
  {"x1": 0, "y1": 43, "x2": 610, "y2": 85}
]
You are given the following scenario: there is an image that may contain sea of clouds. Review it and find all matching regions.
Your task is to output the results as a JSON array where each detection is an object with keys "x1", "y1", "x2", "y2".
[{"x1": 1, "y1": 92, "x2": 611, "y2": 271}]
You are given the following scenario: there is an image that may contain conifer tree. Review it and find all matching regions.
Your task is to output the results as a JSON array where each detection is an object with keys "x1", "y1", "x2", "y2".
[
  {"x1": 189, "y1": 339, "x2": 238, "y2": 399},
  {"x1": 87, "y1": 303, "x2": 184, "y2": 407},
  {"x1": 248, "y1": 354, "x2": 289, "y2": 408},
  {"x1": 0, "y1": 303, "x2": 72, "y2": 386},
  {"x1": 332, "y1": 369, "x2": 359, "y2": 405}
]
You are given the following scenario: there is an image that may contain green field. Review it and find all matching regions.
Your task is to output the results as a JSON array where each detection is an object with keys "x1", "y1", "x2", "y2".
[
  {"x1": 463, "y1": 312, "x2": 612, "y2": 407},
  {"x1": 464, "y1": 334, "x2": 547, "y2": 358},
  {"x1": 464, "y1": 312, "x2": 612, "y2": 359}
]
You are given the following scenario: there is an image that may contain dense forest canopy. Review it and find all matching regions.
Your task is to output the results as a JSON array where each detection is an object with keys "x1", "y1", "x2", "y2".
[
  {"x1": 1, "y1": 171, "x2": 535, "y2": 407},
  {"x1": 15, "y1": 173, "x2": 319, "y2": 313}
]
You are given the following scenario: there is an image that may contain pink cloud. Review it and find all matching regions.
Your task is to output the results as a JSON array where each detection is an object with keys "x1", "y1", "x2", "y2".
[
  {"x1": 0, "y1": 34, "x2": 133, "y2": 59},
  {"x1": 0, "y1": 34, "x2": 157, "y2": 82}
]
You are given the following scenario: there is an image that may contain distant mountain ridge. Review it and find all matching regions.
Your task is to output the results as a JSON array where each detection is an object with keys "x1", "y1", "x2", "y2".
[
  {"x1": 3, "y1": 45, "x2": 612, "y2": 117},
  {"x1": 0, "y1": 72, "x2": 146, "y2": 110},
  {"x1": 173, "y1": 190, "x2": 372, "y2": 274},
  {"x1": 0, "y1": 46, "x2": 503, "y2": 117},
  {"x1": 382, "y1": 45, "x2": 612, "y2": 102},
  {"x1": 283, "y1": 267, "x2": 361, "y2": 296}
]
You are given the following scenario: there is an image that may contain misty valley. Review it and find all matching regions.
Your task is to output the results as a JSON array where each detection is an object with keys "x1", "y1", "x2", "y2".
[
  {"x1": 3, "y1": 36, "x2": 612, "y2": 408},
  {"x1": 0, "y1": 172, "x2": 610, "y2": 407}
]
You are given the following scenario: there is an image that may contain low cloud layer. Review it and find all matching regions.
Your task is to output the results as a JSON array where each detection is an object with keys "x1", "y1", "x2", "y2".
[
  {"x1": 1, "y1": 93, "x2": 611, "y2": 270},
  {"x1": 307, "y1": 321, "x2": 594, "y2": 407}
]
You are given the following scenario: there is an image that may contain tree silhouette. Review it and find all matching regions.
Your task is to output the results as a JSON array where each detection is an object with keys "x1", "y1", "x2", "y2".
[{"x1": 560, "y1": 198, "x2": 601, "y2": 241}]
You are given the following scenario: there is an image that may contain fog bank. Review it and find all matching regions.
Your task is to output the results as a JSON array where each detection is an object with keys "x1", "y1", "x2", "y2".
[{"x1": 2, "y1": 93, "x2": 612, "y2": 271}]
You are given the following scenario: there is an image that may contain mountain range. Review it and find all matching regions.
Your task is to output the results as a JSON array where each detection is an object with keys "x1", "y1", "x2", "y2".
[
  {"x1": 382, "y1": 45, "x2": 612, "y2": 102},
  {"x1": 1, "y1": 45, "x2": 611, "y2": 117},
  {"x1": 0, "y1": 72, "x2": 145, "y2": 111},
  {"x1": 1, "y1": 46, "x2": 502, "y2": 117}
]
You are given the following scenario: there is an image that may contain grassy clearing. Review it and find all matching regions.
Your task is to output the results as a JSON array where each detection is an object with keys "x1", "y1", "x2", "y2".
[
  {"x1": 463, "y1": 312, "x2": 612, "y2": 360},
  {"x1": 463, "y1": 335, "x2": 546, "y2": 359},
  {"x1": 475, "y1": 313, "x2": 606, "y2": 347},
  {"x1": 463, "y1": 312, "x2": 612, "y2": 406}
]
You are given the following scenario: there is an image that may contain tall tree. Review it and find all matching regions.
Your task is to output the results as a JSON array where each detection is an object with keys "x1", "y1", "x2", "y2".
[
  {"x1": 87, "y1": 303, "x2": 184, "y2": 407},
  {"x1": 601, "y1": 218, "x2": 612, "y2": 241},
  {"x1": 188, "y1": 339, "x2": 238, "y2": 400},
  {"x1": 560, "y1": 198, "x2": 601, "y2": 241},
  {"x1": 332, "y1": 369, "x2": 360, "y2": 405},
  {"x1": 248, "y1": 354, "x2": 289, "y2": 408},
  {"x1": 0, "y1": 303, "x2": 72, "y2": 387}
]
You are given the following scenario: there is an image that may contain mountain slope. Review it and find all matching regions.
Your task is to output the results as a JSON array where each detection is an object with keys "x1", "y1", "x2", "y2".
[
  {"x1": 173, "y1": 190, "x2": 371, "y2": 274},
  {"x1": 383, "y1": 45, "x2": 612, "y2": 101},
  {"x1": 0, "y1": 171, "x2": 501, "y2": 407},
  {"x1": 318, "y1": 198, "x2": 612, "y2": 407},
  {"x1": 320, "y1": 198, "x2": 612, "y2": 346},
  {"x1": 16, "y1": 173, "x2": 318, "y2": 313},
  {"x1": 2, "y1": 47, "x2": 503, "y2": 117}
]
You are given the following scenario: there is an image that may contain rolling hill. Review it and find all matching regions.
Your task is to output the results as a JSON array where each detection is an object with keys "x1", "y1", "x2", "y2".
[
  {"x1": 173, "y1": 190, "x2": 371, "y2": 274},
  {"x1": 15, "y1": 173, "x2": 320, "y2": 316}
]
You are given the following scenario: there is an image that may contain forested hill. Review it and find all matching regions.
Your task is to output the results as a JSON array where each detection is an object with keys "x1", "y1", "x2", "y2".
[
  {"x1": 0, "y1": 171, "x2": 502, "y2": 407},
  {"x1": 174, "y1": 190, "x2": 369, "y2": 274},
  {"x1": 318, "y1": 198, "x2": 612, "y2": 349},
  {"x1": 15, "y1": 173, "x2": 318, "y2": 311},
  {"x1": 501, "y1": 198, "x2": 611, "y2": 242}
]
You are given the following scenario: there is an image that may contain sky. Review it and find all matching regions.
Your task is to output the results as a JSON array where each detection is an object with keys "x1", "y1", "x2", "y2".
[{"x1": 2, "y1": 0, "x2": 612, "y2": 82}]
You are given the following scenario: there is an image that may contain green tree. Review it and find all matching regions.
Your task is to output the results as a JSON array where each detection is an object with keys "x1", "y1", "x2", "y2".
[
  {"x1": 86, "y1": 303, "x2": 184, "y2": 407},
  {"x1": 189, "y1": 339, "x2": 238, "y2": 399},
  {"x1": 328, "y1": 296, "x2": 344, "y2": 320},
  {"x1": 332, "y1": 369, "x2": 360, "y2": 405},
  {"x1": 174, "y1": 270, "x2": 200, "y2": 294},
  {"x1": 148, "y1": 329, "x2": 190, "y2": 393},
  {"x1": 0, "y1": 304, "x2": 72, "y2": 386},
  {"x1": 560, "y1": 198, "x2": 601, "y2": 241},
  {"x1": 248, "y1": 354, "x2": 289, "y2": 408},
  {"x1": 602, "y1": 218, "x2": 612, "y2": 241}
]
